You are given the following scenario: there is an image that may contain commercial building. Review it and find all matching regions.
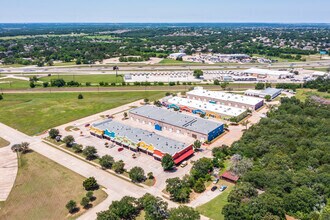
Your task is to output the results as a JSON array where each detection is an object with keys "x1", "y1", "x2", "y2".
[
  {"x1": 168, "y1": 53, "x2": 186, "y2": 60},
  {"x1": 187, "y1": 88, "x2": 264, "y2": 110},
  {"x1": 163, "y1": 97, "x2": 248, "y2": 121},
  {"x1": 245, "y1": 88, "x2": 282, "y2": 99},
  {"x1": 90, "y1": 120, "x2": 194, "y2": 164},
  {"x1": 244, "y1": 68, "x2": 293, "y2": 79},
  {"x1": 129, "y1": 105, "x2": 224, "y2": 142}
]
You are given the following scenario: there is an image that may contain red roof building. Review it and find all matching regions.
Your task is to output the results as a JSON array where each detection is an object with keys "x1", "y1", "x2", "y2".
[{"x1": 221, "y1": 171, "x2": 239, "y2": 183}]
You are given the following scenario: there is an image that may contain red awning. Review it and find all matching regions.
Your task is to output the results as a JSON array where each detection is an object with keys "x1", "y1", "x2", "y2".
[{"x1": 174, "y1": 149, "x2": 194, "y2": 165}]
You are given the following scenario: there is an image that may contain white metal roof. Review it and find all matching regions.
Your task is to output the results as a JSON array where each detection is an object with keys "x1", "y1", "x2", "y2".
[
  {"x1": 187, "y1": 88, "x2": 264, "y2": 106},
  {"x1": 167, "y1": 97, "x2": 246, "y2": 117},
  {"x1": 244, "y1": 68, "x2": 292, "y2": 76}
]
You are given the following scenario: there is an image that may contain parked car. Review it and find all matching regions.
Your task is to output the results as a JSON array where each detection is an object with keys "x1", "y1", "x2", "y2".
[
  {"x1": 211, "y1": 186, "x2": 218, "y2": 192},
  {"x1": 118, "y1": 147, "x2": 124, "y2": 152},
  {"x1": 213, "y1": 178, "x2": 219, "y2": 184},
  {"x1": 85, "y1": 123, "x2": 90, "y2": 127},
  {"x1": 180, "y1": 161, "x2": 188, "y2": 168},
  {"x1": 219, "y1": 185, "x2": 227, "y2": 192}
]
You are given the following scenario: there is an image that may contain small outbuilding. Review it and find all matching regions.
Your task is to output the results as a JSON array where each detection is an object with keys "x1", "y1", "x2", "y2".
[{"x1": 221, "y1": 171, "x2": 239, "y2": 183}]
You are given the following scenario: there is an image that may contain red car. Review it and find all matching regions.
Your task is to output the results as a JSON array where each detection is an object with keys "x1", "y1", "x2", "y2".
[{"x1": 118, "y1": 147, "x2": 124, "y2": 152}]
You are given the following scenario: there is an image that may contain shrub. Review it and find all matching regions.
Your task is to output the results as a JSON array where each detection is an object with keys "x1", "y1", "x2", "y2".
[
  {"x1": 78, "y1": 94, "x2": 84, "y2": 99},
  {"x1": 83, "y1": 177, "x2": 99, "y2": 191}
]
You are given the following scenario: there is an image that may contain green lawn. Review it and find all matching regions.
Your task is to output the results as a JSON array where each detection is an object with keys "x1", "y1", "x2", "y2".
[
  {"x1": 196, "y1": 180, "x2": 234, "y2": 220},
  {"x1": 39, "y1": 74, "x2": 123, "y2": 84},
  {"x1": 53, "y1": 61, "x2": 77, "y2": 66},
  {"x1": 0, "y1": 151, "x2": 107, "y2": 220},
  {"x1": 159, "y1": 58, "x2": 194, "y2": 64},
  {"x1": 0, "y1": 137, "x2": 10, "y2": 148},
  {"x1": 0, "y1": 78, "x2": 30, "y2": 89},
  {"x1": 296, "y1": 89, "x2": 330, "y2": 102},
  {"x1": 0, "y1": 91, "x2": 164, "y2": 135}
]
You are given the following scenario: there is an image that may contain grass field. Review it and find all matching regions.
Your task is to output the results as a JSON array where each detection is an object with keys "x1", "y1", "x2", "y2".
[
  {"x1": 296, "y1": 89, "x2": 330, "y2": 102},
  {"x1": 0, "y1": 91, "x2": 164, "y2": 135},
  {"x1": 0, "y1": 78, "x2": 30, "y2": 89},
  {"x1": 159, "y1": 58, "x2": 194, "y2": 65},
  {"x1": 0, "y1": 151, "x2": 107, "y2": 220},
  {"x1": 196, "y1": 180, "x2": 234, "y2": 220},
  {"x1": 39, "y1": 74, "x2": 123, "y2": 84},
  {"x1": 0, "y1": 137, "x2": 10, "y2": 148}
]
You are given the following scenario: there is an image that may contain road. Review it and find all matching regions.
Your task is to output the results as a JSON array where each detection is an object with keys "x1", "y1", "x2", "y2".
[{"x1": 1, "y1": 59, "x2": 329, "y2": 74}]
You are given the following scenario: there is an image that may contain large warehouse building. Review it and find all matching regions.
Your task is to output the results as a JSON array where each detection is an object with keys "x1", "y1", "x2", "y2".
[
  {"x1": 90, "y1": 120, "x2": 194, "y2": 164},
  {"x1": 129, "y1": 105, "x2": 224, "y2": 142},
  {"x1": 163, "y1": 97, "x2": 248, "y2": 121},
  {"x1": 245, "y1": 88, "x2": 282, "y2": 100},
  {"x1": 187, "y1": 88, "x2": 264, "y2": 110}
]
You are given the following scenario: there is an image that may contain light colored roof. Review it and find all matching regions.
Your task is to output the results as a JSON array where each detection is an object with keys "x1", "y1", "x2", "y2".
[
  {"x1": 187, "y1": 89, "x2": 263, "y2": 106},
  {"x1": 244, "y1": 68, "x2": 292, "y2": 76},
  {"x1": 167, "y1": 97, "x2": 246, "y2": 117},
  {"x1": 129, "y1": 105, "x2": 223, "y2": 135},
  {"x1": 93, "y1": 120, "x2": 187, "y2": 156}
]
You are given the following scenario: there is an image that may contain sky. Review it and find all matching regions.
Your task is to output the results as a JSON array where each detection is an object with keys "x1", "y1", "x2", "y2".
[{"x1": 1, "y1": 0, "x2": 329, "y2": 23}]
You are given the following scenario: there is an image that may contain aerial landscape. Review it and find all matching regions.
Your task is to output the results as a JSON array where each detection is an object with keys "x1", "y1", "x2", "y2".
[{"x1": 0, "y1": 1, "x2": 329, "y2": 220}]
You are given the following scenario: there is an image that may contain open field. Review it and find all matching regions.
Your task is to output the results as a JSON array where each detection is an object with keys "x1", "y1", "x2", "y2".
[
  {"x1": 39, "y1": 74, "x2": 124, "y2": 84},
  {"x1": 0, "y1": 137, "x2": 10, "y2": 148},
  {"x1": 159, "y1": 58, "x2": 195, "y2": 65},
  {"x1": 0, "y1": 151, "x2": 107, "y2": 220},
  {"x1": 0, "y1": 91, "x2": 164, "y2": 135},
  {"x1": 296, "y1": 89, "x2": 330, "y2": 102},
  {"x1": 196, "y1": 180, "x2": 234, "y2": 220},
  {"x1": 0, "y1": 78, "x2": 30, "y2": 89}
]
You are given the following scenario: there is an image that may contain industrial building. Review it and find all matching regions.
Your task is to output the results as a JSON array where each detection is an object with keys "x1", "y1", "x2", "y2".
[
  {"x1": 90, "y1": 120, "x2": 194, "y2": 164},
  {"x1": 163, "y1": 97, "x2": 248, "y2": 121},
  {"x1": 129, "y1": 105, "x2": 224, "y2": 142},
  {"x1": 244, "y1": 68, "x2": 293, "y2": 79},
  {"x1": 245, "y1": 88, "x2": 282, "y2": 99},
  {"x1": 186, "y1": 88, "x2": 264, "y2": 110}
]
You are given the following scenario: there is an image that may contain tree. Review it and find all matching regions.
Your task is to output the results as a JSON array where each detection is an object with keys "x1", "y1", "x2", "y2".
[
  {"x1": 72, "y1": 144, "x2": 83, "y2": 153},
  {"x1": 129, "y1": 166, "x2": 145, "y2": 183},
  {"x1": 11, "y1": 142, "x2": 30, "y2": 154},
  {"x1": 83, "y1": 177, "x2": 99, "y2": 191},
  {"x1": 107, "y1": 196, "x2": 140, "y2": 220},
  {"x1": 29, "y1": 81, "x2": 36, "y2": 88},
  {"x1": 147, "y1": 172, "x2": 154, "y2": 179},
  {"x1": 191, "y1": 157, "x2": 213, "y2": 180},
  {"x1": 78, "y1": 94, "x2": 84, "y2": 99},
  {"x1": 230, "y1": 157, "x2": 253, "y2": 176},
  {"x1": 113, "y1": 160, "x2": 125, "y2": 174},
  {"x1": 48, "y1": 128, "x2": 59, "y2": 139},
  {"x1": 139, "y1": 193, "x2": 168, "y2": 220},
  {"x1": 214, "y1": 79, "x2": 220, "y2": 85},
  {"x1": 99, "y1": 155, "x2": 114, "y2": 169},
  {"x1": 20, "y1": 142, "x2": 30, "y2": 153},
  {"x1": 161, "y1": 154, "x2": 175, "y2": 171},
  {"x1": 193, "y1": 178, "x2": 206, "y2": 193},
  {"x1": 265, "y1": 95, "x2": 272, "y2": 102},
  {"x1": 43, "y1": 82, "x2": 49, "y2": 87},
  {"x1": 66, "y1": 200, "x2": 77, "y2": 213},
  {"x1": 63, "y1": 135, "x2": 75, "y2": 147},
  {"x1": 80, "y1": 197, "x2": 90, "y2": 209},
  {"x1": 123, "y1": 112, "x2": 128, "y2": 119},
  {"x1": 168, "y1": 206, "x2": 200, "y2": 220},
  {"x1": 193, "y1": 140, "x2": 202, "y2": 151},
  {"x1": 193, "y1": 69, "x2": 203, "y2": 79},
  {"x1": 86, "y1": 191, "x2": 95, "y2": 201},
  {"x1": 166, "y1": 177, "x2": 191, "y2": 203},
  {"x1": 220, "y1": 82, "x2": 229, "y2": 90},
  {"x1": 255, "y1": 83, "x2": 265, "y2": 90},
  {"x1": 0, "y1": 94, "x2": 3, "y2": 100},
  {"x1": 97, "y1": 210, "x2": 120, "y2": 220},
  {"x1": 144, "y1": 98, "x2": 149, "y2": 103},
  {"x1": 83, "y1": 146, "x2": 98, "y2": 160}
]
